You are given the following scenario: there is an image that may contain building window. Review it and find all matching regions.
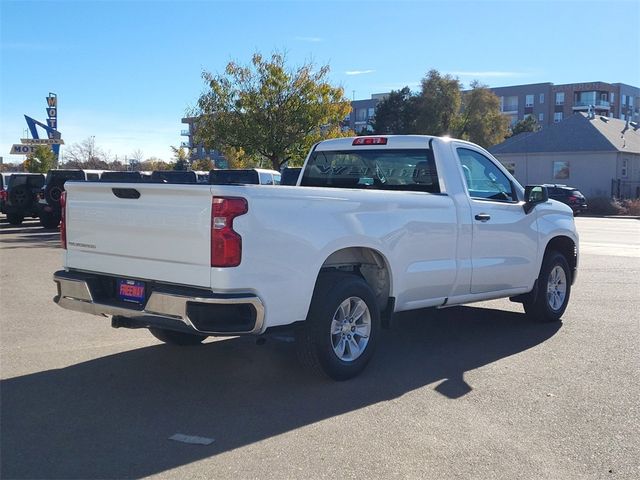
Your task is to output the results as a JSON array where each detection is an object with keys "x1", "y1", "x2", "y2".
[
  {"x1": 501, "y1": 96, "x2": 518, "y2": 112},
  {"x1": 622, "y1": 94, "x2": 627, "y2": 105},
  {"x1": 555, "y1": 92, "x2": 565, "y2": 105},
  {"x1": 539, "y1": 93, "x2": 544, "y2": 104},
  {"x1": 553, "y1": 161, "x2": 570, "y2": 180},
  {"x1": 367, "y1": 107, "x2": 375, "y2": 118},
  {"x1": 525, "y1": 94, "x2": 534, "y2": 107},
  {"x1": 554, "y1": 112, "x2": 563, "y2": 123},
  {"x1": 621, "y1": 159, "x2": 628, "y2": 178},
  {"x1": 539, "y1": 113, "x2": 544, "y2": 122},
  {"x1": 356, "y1": 109, "x2": 367, "y2": 122},
  {"x1": 610, "y1": 92, "x2": 615, "y2": 104},
  {"x1": 630, "y1": 97, "x2": 635, "y2": 107}
]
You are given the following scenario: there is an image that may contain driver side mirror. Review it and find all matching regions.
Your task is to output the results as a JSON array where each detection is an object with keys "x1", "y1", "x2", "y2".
[{"x1": 523, "y1": 185, "x2": 549, "y2": 214}]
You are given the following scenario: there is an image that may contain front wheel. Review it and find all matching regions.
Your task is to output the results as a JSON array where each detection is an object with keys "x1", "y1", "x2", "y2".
[
  {"x1": 296, "y1": 272, "x2": 380, "y2": 380},
  {"x1": 524, "y1": 250, "x2": 571, "y2": 322},
  {"x1": 149, "y1": 328, "x2": 207, "y2": 346}
]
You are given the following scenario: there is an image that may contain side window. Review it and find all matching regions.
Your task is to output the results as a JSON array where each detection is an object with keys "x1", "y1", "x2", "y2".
[
  {"x1": 273, "y1": 173, "x2": 281, "y2": 185},
  {"x1": 259, "y1": 172, "x2": 273, "y2": 185},
  {"x1": 456, "y1": 148, "x2": 516, "y2": 202}
]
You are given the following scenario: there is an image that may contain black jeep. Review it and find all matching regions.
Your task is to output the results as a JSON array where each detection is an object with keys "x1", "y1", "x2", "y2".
[
  {"x1": 2, "y1": 173, "x2": 45, "y2": 225},
  {"x1": 38, "y1": 169, "x2": 86, "y2": 229}
]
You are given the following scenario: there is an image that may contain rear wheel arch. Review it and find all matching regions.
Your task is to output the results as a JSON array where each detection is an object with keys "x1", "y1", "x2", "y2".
[{"x1": 317, "y1": 247, "x2": 393, "y2": 312}]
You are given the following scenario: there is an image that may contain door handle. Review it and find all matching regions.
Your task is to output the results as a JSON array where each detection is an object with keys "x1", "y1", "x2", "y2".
[{"x1": 475, "y1": 213, "x2": 491, "y2": 222}]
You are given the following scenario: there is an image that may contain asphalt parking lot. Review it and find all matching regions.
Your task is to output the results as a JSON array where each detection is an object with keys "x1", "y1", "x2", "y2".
[{"x1": 1, "y1": 216, "x2": 638, "y2": 479}]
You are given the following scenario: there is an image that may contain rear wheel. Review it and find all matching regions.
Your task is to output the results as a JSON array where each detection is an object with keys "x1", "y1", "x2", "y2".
[
  {"x1": 296, "y1": 272, "x2": 380, "y2": 380},
  {"x1": 7, "y1": 214, "x2": 23, "y2": 225},
  {"x1": 40, "y1": 213, "x2": 60, "y2": 229},
  {"x1": 524, "y1": 250, "x2": 571, "y2": 322},
  {"x1": 149, "y1": 328, "x2": 207, "y2": 346}
]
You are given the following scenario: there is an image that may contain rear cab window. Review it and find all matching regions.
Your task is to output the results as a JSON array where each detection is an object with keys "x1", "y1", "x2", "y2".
[{"x1": 300, "y1": 148, "x2": 440, "y2": 193}]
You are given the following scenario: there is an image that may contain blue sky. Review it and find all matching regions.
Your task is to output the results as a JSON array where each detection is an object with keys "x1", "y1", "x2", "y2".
[{"x1": 1, "y1": 0, "x2": 639, "y2": 163}]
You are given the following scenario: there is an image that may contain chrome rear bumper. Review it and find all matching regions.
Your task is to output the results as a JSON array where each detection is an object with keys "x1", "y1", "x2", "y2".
[{"x1": 53, "y1": 270, "x2": 265, "y2": 335}]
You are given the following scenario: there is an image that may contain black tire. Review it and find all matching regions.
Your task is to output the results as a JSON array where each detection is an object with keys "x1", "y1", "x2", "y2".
[
  {"x1": 40, "y1": 213, "x2": 60, "y2": 229},
  {"x1": 149, "y1": 328, "x2": 207, "y2": 346},
  {"x1": 295, "y1": 271, "x2": 380, "y2": 381},
  {"x1": 524, "y1": 250, "x2": 571, "y2": 323},
  {"x1": 7, "y1": 213, "x2": 23, "y2": 225}
]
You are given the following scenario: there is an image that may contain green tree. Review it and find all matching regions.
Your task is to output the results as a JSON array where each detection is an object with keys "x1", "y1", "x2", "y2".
[
  {"x1": 416, "y1": 69, "x2": 462, "y2": 135},
  {"x1": 24, "y1": 145, "x2": 56, "y2": 173},
  {"x1": 171, "y1": 146, "x2": 189, "y2": 171},
  {"x1": 194, "y1": 51, "x2": 351, "y2": 171},
  {"x1": 510, "y1": 115, "x2": 540, "y2": 137},
  {"x1": 454, "y1": 81, "x2": 510, "y2": 148},
  {"x1": 372, "y1": 87, "x2": 419, "y2": 134}
]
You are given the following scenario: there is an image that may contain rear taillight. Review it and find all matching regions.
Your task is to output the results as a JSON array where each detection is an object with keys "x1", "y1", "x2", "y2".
[
  {"x1": 0, "y1": 189, "x2": 7, "y2": 201},
  {"x1": 211, "y1": 196, "x2": 248, "y2": 267},
  {"x1": 568, "y1": 195, "x2": 577, "y2": 202},
  {"x1": 60, "y1": 191, "x2": 67, "y2": 249}
]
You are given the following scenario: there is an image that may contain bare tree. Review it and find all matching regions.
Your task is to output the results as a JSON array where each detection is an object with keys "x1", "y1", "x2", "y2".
[{"x1": 63, "y1": 137, "x2": 108, "y2": 167}]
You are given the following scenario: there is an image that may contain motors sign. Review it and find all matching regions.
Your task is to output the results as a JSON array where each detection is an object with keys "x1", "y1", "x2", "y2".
[{"x1": 10, "y1": 92, "x2": 62, "y2": 156}]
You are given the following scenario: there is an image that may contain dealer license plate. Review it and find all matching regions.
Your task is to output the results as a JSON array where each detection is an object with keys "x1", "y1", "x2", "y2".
[{"x1": 117, "y1": 279, "x2": 146, "y2": 304}]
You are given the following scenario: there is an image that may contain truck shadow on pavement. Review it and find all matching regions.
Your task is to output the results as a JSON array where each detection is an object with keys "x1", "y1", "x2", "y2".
[
  {"x1": 0, "y1": 219, "x2": 59, "y2": 249},
  {"x1": 1, "y1": 306, "x2": 560, "y2": 479}
]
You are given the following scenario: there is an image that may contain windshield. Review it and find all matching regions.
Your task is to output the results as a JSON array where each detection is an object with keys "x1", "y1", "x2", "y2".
[{"x1": 300, "y1": 149, "x2": 439, "y2": 193}]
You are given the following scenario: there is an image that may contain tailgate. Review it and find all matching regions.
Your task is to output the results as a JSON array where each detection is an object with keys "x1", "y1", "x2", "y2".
[{"x1": 64, "y1": 182, "x2": 213, "y2": 288}]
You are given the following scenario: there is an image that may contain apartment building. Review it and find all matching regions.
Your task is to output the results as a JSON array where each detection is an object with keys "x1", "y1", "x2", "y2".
[
  {"x1": 490, "y1": 81, "x2": 639, "y2": 127},
  {"x1": 343, "y1": 93, "x2": 389, "y2": 133},
  {"x1": 180, "y1": 117, "x2": 228, "y2": 168}
]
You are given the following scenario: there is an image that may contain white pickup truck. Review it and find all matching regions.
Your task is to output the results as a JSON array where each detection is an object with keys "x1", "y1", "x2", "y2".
[{"x1": 54, "y1": 135, "x2": 578, "y2": 380}]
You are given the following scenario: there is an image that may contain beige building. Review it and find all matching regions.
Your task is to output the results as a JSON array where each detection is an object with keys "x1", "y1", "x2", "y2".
[{"x1": 489, "y1": 113, "x2": 640, "y2": 198}]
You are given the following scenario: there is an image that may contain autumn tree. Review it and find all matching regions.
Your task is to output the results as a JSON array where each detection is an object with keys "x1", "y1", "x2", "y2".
[
  {"x1": 510, "y1": 115, "x2": 540, "y2": 137},
  {"x1": 194, "y1": 51, "x2": 351, "y2": 171},
  {"x1": 415, "y1": 69, "x2": 462, "y2": 135},
  {"x1": 192, "y1": 158, "x2": 213, "y2": 171},
  {"x1": 454, "y1": 81, "x2": 510, "y2": 148},
  {"x1": 24, "y1": 145, "x2": 56, "y2": 173},
  {"x1": 371, "y1": 70, "x2": 509, "y2": 147}
]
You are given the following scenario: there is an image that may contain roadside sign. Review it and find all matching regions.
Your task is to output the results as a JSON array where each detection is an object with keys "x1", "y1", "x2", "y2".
[
  {"x1": 10, "y1": 144, "x2": 38, "y2": 155},
  {"x1": 20, "y1": 138, "x2": 64, "y2": 145}
]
